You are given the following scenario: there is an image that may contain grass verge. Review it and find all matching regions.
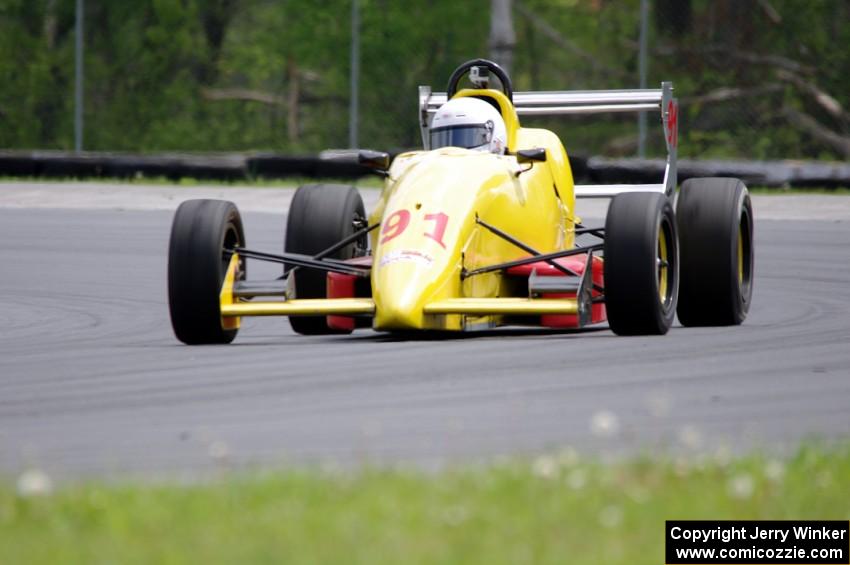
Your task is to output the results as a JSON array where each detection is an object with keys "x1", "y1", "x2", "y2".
[
  {"x1": 1, "y1": 443, "x2": 848, "y2": 564},
  {"x1": 1, "y1": 176, "x2": 848, "y2": 193},
  {"x1": 0, "y1": 175, "x2": 386, "y2": 189},
  {"x1": 747, "y1": 186, "x2": 850, "y2": 195}
]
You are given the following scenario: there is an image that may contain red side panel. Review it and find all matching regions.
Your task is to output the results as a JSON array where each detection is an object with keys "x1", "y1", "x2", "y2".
[
  {"x1": 590, "y1": 256, "x2": 606, "y2": 324},
  {"x1": 327, "y1": 272, "x2": 356, "y2": 331},
  {"x1": 506, "y1": 255, "x2": 606, "y2": 328},
  {"x1": 326, "y1": 256, "x2": 374, "y2": 332}
]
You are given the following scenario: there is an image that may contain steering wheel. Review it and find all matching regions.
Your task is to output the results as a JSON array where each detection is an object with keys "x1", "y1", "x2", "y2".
[{"x1": 446, "y1": 58, "x2": 513, "y2": 103}]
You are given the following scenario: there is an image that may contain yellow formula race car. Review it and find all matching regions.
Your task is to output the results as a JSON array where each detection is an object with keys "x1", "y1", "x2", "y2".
[{"x1": 167, "y1": 59, "x2": 754, "y2": 344}]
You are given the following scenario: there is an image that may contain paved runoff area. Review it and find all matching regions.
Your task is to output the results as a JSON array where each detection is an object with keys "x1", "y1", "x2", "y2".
[
  {"x1": 1, "y1": 181, "x2": 849, "y2": 480},
  {"x1": 2, "y1": 180, "x2": 850, "y2": 220}
]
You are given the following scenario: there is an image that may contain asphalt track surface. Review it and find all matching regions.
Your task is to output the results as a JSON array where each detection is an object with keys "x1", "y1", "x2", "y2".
[{"x1": 1, "y1": 184, "x2": 849, "y2": 480}]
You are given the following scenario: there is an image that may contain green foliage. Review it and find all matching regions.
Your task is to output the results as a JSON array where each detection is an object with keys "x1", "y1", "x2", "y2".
[
  {"x1": 1, "y1": 443, "x2": 848, "y2": 564},
  {"x1": 0, "y1": 0, "x2": 847, "y2": 159}
]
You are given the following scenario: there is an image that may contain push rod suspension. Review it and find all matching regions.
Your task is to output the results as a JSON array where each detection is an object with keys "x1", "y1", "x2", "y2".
[
  {"x1": 228, "y1": 248, "x2": 370, "y2": 277},
  {"x1": 313, "y1": 222, "x2": 379, "y2": 260},
  {"x1": 281, "y1": 222, "x2": 380, "y2": 276},
  {"x1": 476, "y1": 216, "x2": 580, "y2": 278},
  {"x1": 474, "y1": 217, "x2": 604, "y2": 292},
  {"x1": 463, "y1": 243, "x2": 604, "y2": 278},
  {"x1": 574, "y1": 224, "x2": 605, "y2": 238}
]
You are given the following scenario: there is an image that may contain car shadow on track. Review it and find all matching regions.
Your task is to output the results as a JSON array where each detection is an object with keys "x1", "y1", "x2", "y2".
[
  {"x1": 219, "y1": 322, "x2": 615, "y2": 347},
  {"x1": 346, "y1": 325, "x2": 614, "y2": 343}
]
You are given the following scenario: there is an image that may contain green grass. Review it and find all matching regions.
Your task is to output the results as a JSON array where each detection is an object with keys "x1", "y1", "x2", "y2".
[
  {"x1": 2, "y1": 176, "x2": 848, "y2": 193},
  {"x1": 747, "y1": 186, "x2": 850, "y2": 195},
  {"x1": 1, "y1": 443, "x2": 848, "y2": 564},
  {"x1": 0, "y1": 175, "x2": 386, "y2": 189}
]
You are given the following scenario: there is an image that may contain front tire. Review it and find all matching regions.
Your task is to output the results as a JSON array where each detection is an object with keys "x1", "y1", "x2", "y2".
[
  {"x1": 604, "y1": 192, "x2": 679, "y2": 335},
  {"x1": 168, "y1": 199, "x2": 245, "y2": 344},
  {"x1": 676, "y1": 177, "x2": 754, "y2": 326},
  {"x1": 284, "y1": 184, "x2": 367, "y2": 335}
]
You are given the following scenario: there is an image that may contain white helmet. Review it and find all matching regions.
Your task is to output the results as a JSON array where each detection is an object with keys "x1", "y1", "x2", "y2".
[{"x1": 429, "y1": 97, "x2": 507, "y2": 154}]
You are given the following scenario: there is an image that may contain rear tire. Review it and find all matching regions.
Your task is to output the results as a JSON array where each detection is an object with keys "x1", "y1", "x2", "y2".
[
  {"x1": 284, "y1": 184, "x2": 367, "y2": 335},
  {"x1": 676, "y1": 177, "x2": 754, "y2": 326},
  {"x1": 604, "y1": 192, "x2": 679, "y2": 335},
  {"x1": 168, "y1": 199, "x2": 245, "y2": 344}
]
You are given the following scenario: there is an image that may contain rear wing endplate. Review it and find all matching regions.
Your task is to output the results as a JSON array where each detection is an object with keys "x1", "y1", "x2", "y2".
[{"x1": 418, "y1": 82, "x2": 678, "y2": 197}]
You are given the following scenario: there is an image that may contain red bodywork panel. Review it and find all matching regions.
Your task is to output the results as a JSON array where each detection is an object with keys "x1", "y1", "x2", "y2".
[
  {"x1": 326, "y1": 255, "x2": 605, "y2": 330},
  {"x1": 327, "y1": 256, "x2": 373, "y2": 331},
  {"x1": 506, "y1": 254, "x2": 606, "y2": 328}
]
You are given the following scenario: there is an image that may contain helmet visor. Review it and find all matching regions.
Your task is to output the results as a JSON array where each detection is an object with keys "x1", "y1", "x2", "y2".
[{"x1": 430, "y1": 123, "x2": 493, "y2": 150}]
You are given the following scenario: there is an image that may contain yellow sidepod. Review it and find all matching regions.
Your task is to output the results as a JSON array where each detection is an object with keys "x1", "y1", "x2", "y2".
[
  {"x1": 515, "y1": 127, "x2": 577, "y2": 226},
  {"x1": 370, "y1": 147, "x2": 569, "y2": 331}
]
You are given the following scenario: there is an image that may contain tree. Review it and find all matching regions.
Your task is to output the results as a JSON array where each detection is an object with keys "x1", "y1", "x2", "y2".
[{"x1": 489, "y1": 0, "x2": 515, "y2": 74}]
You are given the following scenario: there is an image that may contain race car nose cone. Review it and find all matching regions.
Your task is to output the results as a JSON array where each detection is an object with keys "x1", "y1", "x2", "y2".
[{"x1": 372, "y1": 262, "x2": 428, "y2": 330}]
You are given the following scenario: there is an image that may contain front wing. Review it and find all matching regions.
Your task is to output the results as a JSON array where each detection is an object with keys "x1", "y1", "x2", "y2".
[{"x1": 219, "y1": 253, "x2": 594, "y2": 329}]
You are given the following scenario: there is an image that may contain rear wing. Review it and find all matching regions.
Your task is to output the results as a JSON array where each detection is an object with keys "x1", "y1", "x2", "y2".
[{"x1": 418, "y1": 82, "x2": 678, "y2": 198}]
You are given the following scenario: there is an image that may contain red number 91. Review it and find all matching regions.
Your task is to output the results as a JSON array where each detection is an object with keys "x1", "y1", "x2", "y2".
[{"x1": 379, "y1": 208, "x2": 449, "y2": 248}]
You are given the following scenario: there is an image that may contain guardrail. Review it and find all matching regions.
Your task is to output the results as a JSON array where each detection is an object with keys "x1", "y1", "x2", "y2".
[
  {"x1": 1, "y1": 150, "x2": 848, "y2": 188},
  {"x1": 0, "y1": 151, "x2": 374, "y2": 180}
]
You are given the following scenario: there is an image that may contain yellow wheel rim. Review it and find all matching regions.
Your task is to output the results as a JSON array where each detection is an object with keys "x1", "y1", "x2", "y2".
[
  {"x1": 657, "y1": 226, "x2": 668, "y2": 302},
  {"x1": 737, "y1": 224, "x2": 744, "y2": 286}
]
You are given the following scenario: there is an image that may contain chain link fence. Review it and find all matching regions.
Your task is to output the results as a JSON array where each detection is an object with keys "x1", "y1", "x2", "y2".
[{"x1": 1, "y1": 0, "x2": 848, "y2": 162}]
